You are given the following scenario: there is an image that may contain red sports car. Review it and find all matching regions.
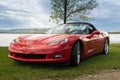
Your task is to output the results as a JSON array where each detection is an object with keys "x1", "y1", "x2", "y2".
[{"x1": 8, "y1": 22, "x2": 110, "y2": 66}]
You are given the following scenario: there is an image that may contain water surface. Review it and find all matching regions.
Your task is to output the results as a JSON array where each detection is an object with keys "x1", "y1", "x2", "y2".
[{"x1": 0, "y1": 34, "x2": 120, "y2": 47}]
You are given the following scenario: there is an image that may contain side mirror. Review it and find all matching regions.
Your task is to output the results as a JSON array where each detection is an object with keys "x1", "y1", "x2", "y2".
[
  {"x1": 86, "y1": 30, "x2": 100, "y2": 39},
  {"x1": 86, "y1": 35, "x2": 92, "y2": 39},
  {"x1": 92, "y1": 30, "x2": 100, "y2": 35}
]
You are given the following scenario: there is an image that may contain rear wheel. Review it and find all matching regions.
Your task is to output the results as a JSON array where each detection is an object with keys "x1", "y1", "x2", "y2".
[
  {"x1": 103, "y1": 39, "x2": 109, "y2": 54},
  {"x1": 70, "y1": 41, "x2": 81, "y2": 66}
]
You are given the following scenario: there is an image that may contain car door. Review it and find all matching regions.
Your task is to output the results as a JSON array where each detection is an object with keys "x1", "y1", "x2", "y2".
[
  {"x1": 85, "y1": 26, "x2": 100, "y2": 55},
  {"x1": 95, "y1": 31, "x2": 105, "y2": 52}
]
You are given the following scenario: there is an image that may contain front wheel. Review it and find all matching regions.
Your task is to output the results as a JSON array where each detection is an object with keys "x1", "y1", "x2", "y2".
[
  {"x1": 103, "y1": 39, "x2": 109, "y2": 54},
  {"x1": 70, "y1": 42, "x2": 81, "y2": 66}
]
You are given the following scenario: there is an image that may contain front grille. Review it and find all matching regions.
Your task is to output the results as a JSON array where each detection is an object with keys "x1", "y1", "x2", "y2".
[{"x1": 14, "y1": 53, "x2": 46, "y2": 59}]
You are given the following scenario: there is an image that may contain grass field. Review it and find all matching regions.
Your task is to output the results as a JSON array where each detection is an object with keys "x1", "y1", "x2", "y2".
[{"x1": 0, "y1": 44, "x2": 120, "y2": 80}]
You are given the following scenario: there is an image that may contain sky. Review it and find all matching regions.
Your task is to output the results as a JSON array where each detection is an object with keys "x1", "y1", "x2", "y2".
[{"x1": 0, "y1": 0, "x2": 120, "y2": 31}]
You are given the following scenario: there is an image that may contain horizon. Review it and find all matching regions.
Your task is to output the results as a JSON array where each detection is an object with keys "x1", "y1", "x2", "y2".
[{"x1": 0, "y1": 27, "x2": 120, "y2": 32}]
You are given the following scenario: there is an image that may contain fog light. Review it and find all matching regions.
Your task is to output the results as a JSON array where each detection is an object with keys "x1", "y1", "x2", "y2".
[{"x1": 53, "y1": 54, "x2": 62, "y2": 58}]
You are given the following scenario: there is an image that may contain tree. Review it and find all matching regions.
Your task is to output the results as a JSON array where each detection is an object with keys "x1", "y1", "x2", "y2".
[
  {"x1": 50, "y1": 0, "x2": 98, "y2": 23},
  {"x1": 64, "y1": 0, "x2": 67, "y2": 24}
]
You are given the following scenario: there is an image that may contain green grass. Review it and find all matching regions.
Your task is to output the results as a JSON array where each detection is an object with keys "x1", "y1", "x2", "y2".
[{"x1": 0, "y1": 44, "x2": 120, "y2": 80}]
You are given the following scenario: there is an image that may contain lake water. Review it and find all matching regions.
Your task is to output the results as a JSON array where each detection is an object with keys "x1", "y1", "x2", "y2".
[{"x1": 0, "y1": 34, "x2": 120, "y2": 47}]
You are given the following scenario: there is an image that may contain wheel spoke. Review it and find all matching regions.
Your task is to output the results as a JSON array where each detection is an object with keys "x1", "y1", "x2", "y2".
[
  {"x1": 77, "y1": 54, "x2": 80, "y2": 64},
  {"x1": 105, "y1": 40, "x2": 108, "y2": 54},
  {"x1": 77, "y1": 44, "x2": 80, "y2": 54},
  {"x1": 71, "y1": 42, "x2": 81, "y2": 66},
  {"x1": 77, "y1": 43, "x2": 80, "y2": 64}
]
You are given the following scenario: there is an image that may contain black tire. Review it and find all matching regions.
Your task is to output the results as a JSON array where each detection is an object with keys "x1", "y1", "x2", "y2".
[
  {"x1": 70, "y1": 41, "x2": 81, "y2": 66},
  {"x1": 103, "y1": 39, "x2": 109, "y2": 54}
]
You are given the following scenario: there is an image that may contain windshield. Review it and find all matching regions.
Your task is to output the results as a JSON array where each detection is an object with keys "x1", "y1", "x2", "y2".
[{"x1": 46, "y1": 24, "x2": 88, "y2": 34}]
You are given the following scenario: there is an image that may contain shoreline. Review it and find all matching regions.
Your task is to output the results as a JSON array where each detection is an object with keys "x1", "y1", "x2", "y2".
[{"x1": 0, "y1": 34, "x2": 120, "y2": 47}]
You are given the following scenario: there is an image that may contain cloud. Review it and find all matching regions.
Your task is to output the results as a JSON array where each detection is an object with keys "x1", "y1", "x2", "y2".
[
  {"x1": 0, "y1": 0, "x2": 53, "y2": 29},
  {"x1": 0, "y1": 0, "x2": 44, "y2": 13},
  {"x1": 0, "y1": 0, "x2": 120, "y2": 31},
  {"x1": 91, "y1": 0, "x2": 120, "y2": 19},
  {"x1": 89, "y1": 0, "x2": 120, "y2": 31},
  {"x1": 0, "y1": 16, "x2": 21, "y2": 27},
  {"x1": 98, "y1": 0, "x2": 120, "y2": 6}
]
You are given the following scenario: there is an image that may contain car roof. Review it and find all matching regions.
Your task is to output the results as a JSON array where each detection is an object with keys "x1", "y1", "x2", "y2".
[
  {"x1": 66, "y1": 22, "x2": 94, "y2": 26},
  {"x1": 66, "y1": 22, "x2": 96, "y2": 30}
]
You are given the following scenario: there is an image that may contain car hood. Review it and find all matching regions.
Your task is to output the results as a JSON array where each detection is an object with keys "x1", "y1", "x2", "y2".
[{"x1": 19, "y1": 34, "x2": 69, "y2": 44}]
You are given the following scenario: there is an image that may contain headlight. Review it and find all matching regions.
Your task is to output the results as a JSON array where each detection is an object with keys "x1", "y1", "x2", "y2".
[
  {"x1": 11, "y1": 38, "x2": 20, "y2": 44},
  {"x1": 48, "y1": 38, "x2": 68, "y2": 46}
]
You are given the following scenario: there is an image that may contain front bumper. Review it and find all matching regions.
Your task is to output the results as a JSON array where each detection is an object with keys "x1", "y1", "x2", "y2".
[
  {"x1": 8, "y1": 44, "x2": 72, "y2": 63},
  {"x1": 8, "y1": 54, "x2": 68, "y2": 63}
]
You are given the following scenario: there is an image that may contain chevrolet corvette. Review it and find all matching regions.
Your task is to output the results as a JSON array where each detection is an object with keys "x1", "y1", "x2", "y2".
[{"x1": 8, "y1": 22, "x2": 110, "y2": 66}]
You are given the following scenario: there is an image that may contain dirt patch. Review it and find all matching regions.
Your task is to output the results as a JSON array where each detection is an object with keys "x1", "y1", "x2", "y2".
[{"x1": 75, "y1": 70, "x2": 120, "y2": 80}]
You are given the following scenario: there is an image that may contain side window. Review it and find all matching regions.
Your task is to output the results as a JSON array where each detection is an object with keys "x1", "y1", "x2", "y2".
[
  {"x1": 81, "y1": 25, "x2": 87, "y2": 34},
  {"x1": 82, "y1": 25, "x2": 92, "y2": 34},
  {"x1": 87, "y1": 26, "x2": 95, "y2": 34}
]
